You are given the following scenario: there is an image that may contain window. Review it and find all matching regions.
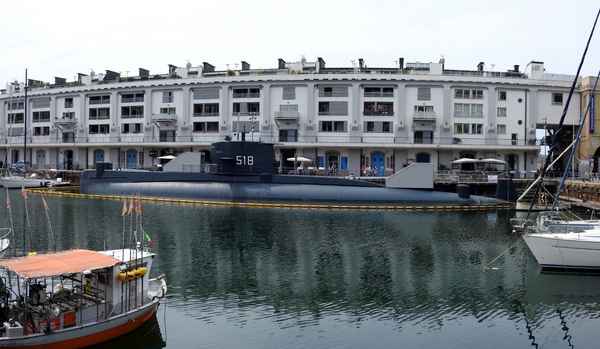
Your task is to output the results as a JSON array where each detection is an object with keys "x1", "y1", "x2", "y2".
[
  {"x1": 283, "y1": 87, "x2": 296, "y2": 100},
  {"x1": 160, "y1": 107, "x2": 176, "y2": 115},
  {"x1": 320, "y1": 121, "x2": 346, "y2": 132},
  {"x1": 497, "y1": 107, "x2": 507, "y2": 117},
  {"x1": 32, "y1": 111, "x2": 50, "y2": 122},
  {"x1": 382, "y1": 122, "x2": 391, "y2": 133},
  {"x1": 162, "y1": 91, "x2": 174, "y2": 103},
  {"x1": 366, "y1": 122, "x2": 375, "y2": 132},
  {"x1": 552, "y1": 93, "x2": 563, "y2": 105},
  {"x1": 122, "y1": 123, "x2": 142, "y2": 133},
  {"x1": 454, "y1": 89, "x2": 470, "y2": 99},
  {"x1": 89, "y1": 108, "x2": 110, "y2": 120},
  {"x1": 88, "y1": 124, "x2": 110, "y2": 134},
  {"x1": 497, "y1": 124, "x2": 507, "y2": 134},
  {"x1": 417, "y1": 87, "x2": 431, "y2": 101},
  {"x1": 121, "y1": 93, "x2": 144, "y2": 103},
  {"x1": 193, "y1": 103, "x2": 219, "y2": 116},
  {"x1": 364, "y1": 87, "x2": 394, "y2": 98},
  {"x1": 62, "y1": 111, "x2": 75, "y2": 119},
  {"x1": 233, "y1": 88, "x2": 260, "y2": 98},
  {"x1": 453, "y1": 103, "x2": 483, "y2": 118},
  {"x1": 89, "y1": 95, "x2": 110, "y2": 104},
  {"x1": 498, "y1": 91, "x2": 507, "y2": 101},
  {"x1": 65, "y1": 98, "x2": 73, "y2": 108},
  {"x1": 319, "y1": 86, "x2": 348, "y2": 97},
  {"x1": 454, "y1": 89, "x2": 483, "y2": 99},
  {"x1": 454, "y1": 123, "x2": 483, "y2": 134},
  {"x1": 121, "y1": 106, "x2": 144, "y2": 119}
]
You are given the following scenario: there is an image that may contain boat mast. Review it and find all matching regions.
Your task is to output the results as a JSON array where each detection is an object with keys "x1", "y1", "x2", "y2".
[
  {"x1": 24, "y1": 69, "x2": 27, "y2": 174},
  {"x1": 526, "y1": 9, "x2": 600, "y2": 220}
]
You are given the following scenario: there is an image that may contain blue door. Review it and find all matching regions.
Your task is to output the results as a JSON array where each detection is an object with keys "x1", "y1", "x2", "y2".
[
  {"x1": 127, "y1": 150, "x2": 137, "y2": 169},
  {"x1": 371, "y1": 152, "x2": 385, "y2": 177},
  {"x1": 416, "y1": 153, "x2": 430, "y2": 163}
]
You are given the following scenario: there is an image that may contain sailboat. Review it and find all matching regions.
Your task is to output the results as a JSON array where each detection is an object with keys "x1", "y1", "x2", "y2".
[{"x1": 518, "y1": 8, "x2": 600, "y2": 270}]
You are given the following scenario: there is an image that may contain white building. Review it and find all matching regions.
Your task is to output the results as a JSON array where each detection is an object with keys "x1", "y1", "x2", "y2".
[{"x1": 0, "y1": 57, "x2": 582, "y2": 177}]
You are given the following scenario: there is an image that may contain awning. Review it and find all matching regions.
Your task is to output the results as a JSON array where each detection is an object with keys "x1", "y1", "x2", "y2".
[
  {"x1": 0, "y1": 249, "x2": 121, "y2": 279},
  {"x1": 481, "y1": 158, "x2": 506, "y2": 164},
  {"x1": 451, "y1": 158, "x2": 478, "y2": 164}
]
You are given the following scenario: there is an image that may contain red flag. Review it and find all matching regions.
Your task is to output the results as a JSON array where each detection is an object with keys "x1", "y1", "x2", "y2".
[
  {"x1": 135, "y1": 196, "x2": 141, "y2": 214},
  {"x1": 41, "y1": 194, "x2": 49, "y2": 211},
  {"x1": 121, "y1": 200, "x2": 127, "y2": 216},
  {"x1": 21, "y1": 183, "x2": 28, "y2": 199}
]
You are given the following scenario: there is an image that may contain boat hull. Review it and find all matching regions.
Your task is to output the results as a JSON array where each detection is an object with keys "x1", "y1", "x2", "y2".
[
  {"x1": 523, "y1": 232, "x2": 600, "y2": 270},
  {"x1": 0, "y1": 177, "x2": 51, "y2": 189},
  {"x1": 0, "y1": 299, "x2": 158, "y2": 348},
  {"x1": 80, "y1": 171, "x2": 507, "y2": 207}
]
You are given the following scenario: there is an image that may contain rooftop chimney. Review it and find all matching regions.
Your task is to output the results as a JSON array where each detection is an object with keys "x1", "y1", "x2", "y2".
[
  {"x1": 278, "y1": 58, "x2": 286, "y2": 70},
  {"x1": 514, "y1": 65, "x2": 520, "y2": 72},
  {"x1": 477, "y1": 62, "x2": 485, "y2": 72}
]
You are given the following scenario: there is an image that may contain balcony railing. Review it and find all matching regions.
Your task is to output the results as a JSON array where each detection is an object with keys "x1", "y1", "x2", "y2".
[
  {"x1": 318, "y1": 111, "x2": 349, "y2": 116},
  {"x1": 232, "y1": 112, "x2": 260, "y2": 117},
  {"x1": 193, "y1": 112, "x2": 220, "y2": 117},
  {"x1": 412, "y1": 111, "x2": 437, "y2": 121},
  {"x1": 120, "y1": 114, "x2": 144, "y2": 119},
  {"x1": 364, "y1": 92, "x2": 394, "y2": 98},
  {"x1": 274, "y1": 111, "x2": 300, "y2": 119},
  {"x1": 363, "y1": 110, "x2": 394, "y2": 116},
  {"x1": 232, "y1": 93, "x2": 260, "y2": 98},
  {"x1": 89, "y1": 99, "x2": 110, "y2": 105},
  {"x1": 121, "y1": 97, "x2": 145, "y2": 103},
  {"x1": 318, "y1": 92, "x2": 349, "y2": 97}
]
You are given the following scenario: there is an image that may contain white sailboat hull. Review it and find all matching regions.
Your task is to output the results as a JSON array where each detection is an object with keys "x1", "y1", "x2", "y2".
[
  {"x1": 0, "y1": 177, "x2": 51, "y2": 189},
  {"x1": 523, "y1": 230, "x2": 600, "y2": 270}
]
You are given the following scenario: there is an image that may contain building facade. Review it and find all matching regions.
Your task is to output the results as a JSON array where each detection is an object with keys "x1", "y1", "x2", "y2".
[{"x1": 0, "y1": 57, "x2": 583, "y2": 177}]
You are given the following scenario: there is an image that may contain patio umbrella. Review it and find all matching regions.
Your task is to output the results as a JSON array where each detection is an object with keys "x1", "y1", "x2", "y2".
[
  {"x1": 451, "y1": 158, "x2": 478, "y2": 164},
  {"x1": 158, "y1": 155, "x2": 176, "y2": 160},
  {"x1": 287, "y1": 156, "x2": 313, "y2": 163},
  {"x1": 481, "y1": 158, "x2": 506, "y2": 164}
]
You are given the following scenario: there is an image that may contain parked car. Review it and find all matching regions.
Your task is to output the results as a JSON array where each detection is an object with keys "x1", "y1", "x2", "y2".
[{"x1": 13, "y1": 161, "x2": 30, "y2": 170}]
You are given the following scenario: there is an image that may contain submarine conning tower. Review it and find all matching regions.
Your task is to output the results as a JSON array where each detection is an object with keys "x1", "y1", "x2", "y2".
[{"x1": 211, "y1": 135, "x2": 279, "y2": 175}]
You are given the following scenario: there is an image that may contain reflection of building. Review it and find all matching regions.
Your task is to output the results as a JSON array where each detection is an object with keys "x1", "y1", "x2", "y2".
[
  {"x1": 577, "y1": 76, "x2": 600, "y2": 173},
  {"x1": 0, "y1": 58, "x2": 585, "y2": 174}
]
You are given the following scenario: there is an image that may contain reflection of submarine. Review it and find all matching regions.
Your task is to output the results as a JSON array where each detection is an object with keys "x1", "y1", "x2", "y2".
[{"x1": 80, "y1": 137, "x2": 515, "y2": 207}]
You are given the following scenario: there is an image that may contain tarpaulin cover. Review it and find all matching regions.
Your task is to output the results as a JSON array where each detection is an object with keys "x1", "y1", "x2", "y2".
[{"x1": 0, "y1": 249, "x2": 121, "y2": 279}]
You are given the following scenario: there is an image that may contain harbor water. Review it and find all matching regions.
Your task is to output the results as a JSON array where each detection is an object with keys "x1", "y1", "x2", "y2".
[{"x1": 1, "y1": 192, "x2": 600, "y2": 348}]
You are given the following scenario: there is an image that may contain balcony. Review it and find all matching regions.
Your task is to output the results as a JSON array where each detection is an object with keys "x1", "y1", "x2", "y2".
[
  {"x1": 274, "y1": 111, "x2": 300, "y2": 121},
  {"x1": 363, "y1": 110, "x2": 394, "y2": 116},
  {"x1": 152, "y1": 113, "x2": 177, "y2": 124},
  {"x1": 412, "y1": 111, "x2": 437, "y2": 122},
  {"x1": 121, "y1": 97, "x2": 144, "y2": 103}
]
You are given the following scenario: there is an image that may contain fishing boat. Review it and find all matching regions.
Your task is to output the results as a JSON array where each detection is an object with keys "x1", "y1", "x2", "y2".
[
  {"x1": 517, "y1": 8, "x2": 600, "y2": 270},
  {"x1": 0, "y1": 248, "x2": 167, "y2": 348}
]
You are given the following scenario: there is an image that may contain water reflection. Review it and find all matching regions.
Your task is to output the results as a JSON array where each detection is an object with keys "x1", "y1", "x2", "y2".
[{"x1": 2, "y1": 194, "x2": 599, "y2": 348}]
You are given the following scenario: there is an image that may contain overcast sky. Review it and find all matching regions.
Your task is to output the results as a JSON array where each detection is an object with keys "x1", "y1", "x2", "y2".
[{"x1": 1, "y1": 1, "x2": 599, "y2": 87}]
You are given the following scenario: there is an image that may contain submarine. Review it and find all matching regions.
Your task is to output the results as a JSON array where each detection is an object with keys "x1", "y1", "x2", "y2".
[{"x1": 79, "y1": 136, "x2": 515, "y2": 208}]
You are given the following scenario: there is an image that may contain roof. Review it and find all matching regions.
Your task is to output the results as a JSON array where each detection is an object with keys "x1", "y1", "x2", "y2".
[{"x1": 0, "y1": 249, "x2": 121, "y2": 279}]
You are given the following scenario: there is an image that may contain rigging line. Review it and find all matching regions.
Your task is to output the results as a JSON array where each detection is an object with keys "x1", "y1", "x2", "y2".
[
  {"x1": 552, "y1": 69, "x2": 600, "y2": 211},
  {"x1": 527, "y1": 8, "x2": 600, "y2": 220},
  {"x1": 483, "y1": 236, "x2": 524, "y2": 269}
]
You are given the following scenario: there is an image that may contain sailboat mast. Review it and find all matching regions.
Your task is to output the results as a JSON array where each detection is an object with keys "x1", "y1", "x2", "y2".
[{"x1": 23, "y1": 69, "x2": 27, "y2": 172}]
